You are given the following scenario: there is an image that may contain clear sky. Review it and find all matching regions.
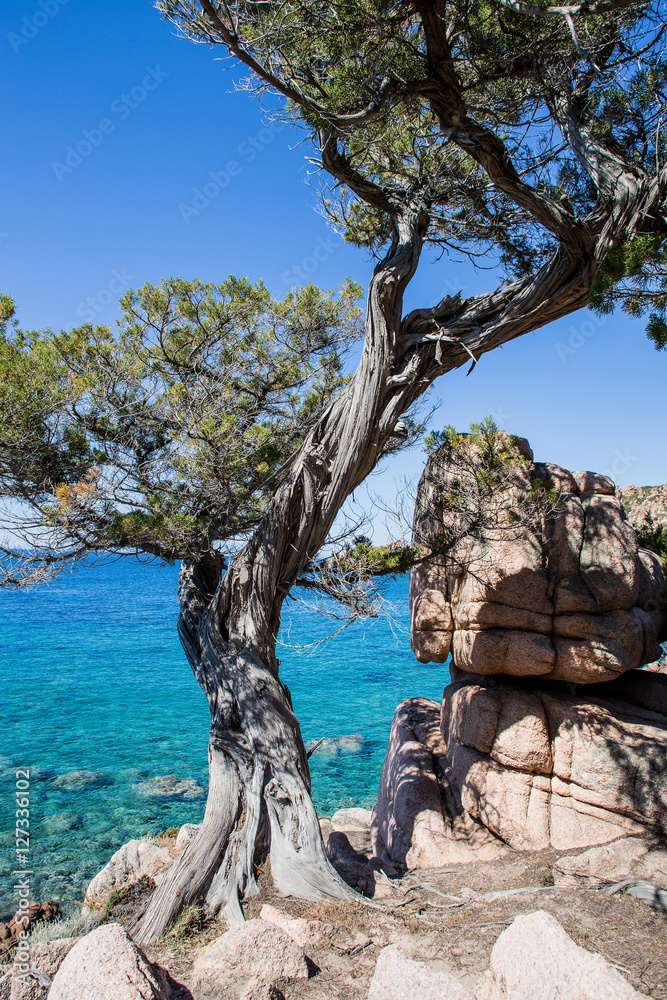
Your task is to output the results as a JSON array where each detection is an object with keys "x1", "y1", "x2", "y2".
[{"x1": 2, "y1": 0, "x2": 665, "y2": 542}]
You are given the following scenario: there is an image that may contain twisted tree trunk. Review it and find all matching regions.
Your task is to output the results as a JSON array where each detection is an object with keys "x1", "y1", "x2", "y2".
[
  {"x1": 133, "y1": 214, "x2": 425, "y2": 943},
  {"x1": 134, "y1": 558, "x2": 355, "y2": 944}
]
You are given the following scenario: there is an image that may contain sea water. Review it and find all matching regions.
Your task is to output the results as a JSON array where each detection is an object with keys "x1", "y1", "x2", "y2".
[{"x1": 0, "y1": 558, "x2": 449, "y2": 908}]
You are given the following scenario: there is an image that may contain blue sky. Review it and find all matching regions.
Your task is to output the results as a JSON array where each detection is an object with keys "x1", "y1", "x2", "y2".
[{"x1": 2, "y1": 0, "x2": 665, "y2": 540}]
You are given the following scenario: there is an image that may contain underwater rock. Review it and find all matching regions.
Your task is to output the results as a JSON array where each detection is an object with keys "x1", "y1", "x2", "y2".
[
  {"x1": 43, "y1": 812, "x2": 84, "y2": 834},
  {"x1": 52, "y1": 771, "x2": 111, "y2": 791},
  {"x1": 306, "y1": 734, "x2": 365, "y2": 757},
  {"x1": 132, "y1": 775, "x2": 206, "y2": 801}
]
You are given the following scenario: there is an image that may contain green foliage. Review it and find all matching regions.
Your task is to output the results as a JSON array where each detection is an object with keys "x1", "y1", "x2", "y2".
[
  {"x1": 0, "y1": 277, "x2": 362, "y2": 564},
  {"x1": 160, "y1": 0, "x2": 665, "y2": 282},
  {"x1": 418, "y1": 417, "x2": 560, "y2": 556},
  {"x1": 163, "y1": 900, "x2": 209, "y2": 940},
  {"x1": 636, "y1": 514, "x2": 667, "y2": 573},
  {"x1": 589, "y1": 234, "x2": 667, "y2": 350},
  {"x1": 98, "y1": 885, "x2": 130, "y2": 924},
  {"x1": 424, "y1": 416, "x2": 534, "y2": 499},
  {"x1": 344, "y1": 538, "x2": 416, "y2": 576}
]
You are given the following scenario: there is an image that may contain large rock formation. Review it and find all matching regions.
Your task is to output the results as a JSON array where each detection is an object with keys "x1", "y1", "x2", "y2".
[
  {"x1": 440, "y1": 672, "x2": 667, "y2": 850},
  {"x1": 372, "y1": 675, "x2": 667, "y2": 861},
  {"x1": 371, "y1": 699, "x2": 506, "y2": 867},
  {"x1": 383, "y1": 435, "x2": 667, "y2": 860},
  {"x1": 411, "y1": 437, "x2": 666, "y2": 683}
]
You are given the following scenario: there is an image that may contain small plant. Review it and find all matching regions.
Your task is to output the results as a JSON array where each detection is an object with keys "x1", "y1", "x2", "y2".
[
  {"x1": 98, "y1": 886, "x2": 130, "y2": 925},
  {"x1": 28, "y1": 905, "x2": 89, "y2": 943},
  {"x1": 143, "y1": 827, "x2": 180, "y2": 846},
  {"x1": 541, "y1": 870, "x2": 555, "y2": 886},
  {"x1": 163, "y1": 901, "x2": 208, "y2": 941}
]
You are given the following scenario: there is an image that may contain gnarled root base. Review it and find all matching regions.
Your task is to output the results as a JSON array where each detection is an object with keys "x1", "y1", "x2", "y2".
[{"x1": 131, "y1": 742, "x2": 356, "y2": 945}]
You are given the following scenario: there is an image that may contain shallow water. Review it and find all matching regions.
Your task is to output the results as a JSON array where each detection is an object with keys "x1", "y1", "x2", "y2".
[{"x1": 0, "y1": 559, "x2": 449, "y2": 907}]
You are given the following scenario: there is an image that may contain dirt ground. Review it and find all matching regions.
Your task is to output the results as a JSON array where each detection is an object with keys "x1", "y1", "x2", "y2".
[{"x1": 136, "y1": 846, "x2": 667, "y2": 1000}]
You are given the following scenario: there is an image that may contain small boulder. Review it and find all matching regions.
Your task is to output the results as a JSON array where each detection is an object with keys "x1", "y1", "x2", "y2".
[
  {"x1": 369, "y1": 944, "x2": 472, "y2": 1000},
  {"x1": 330, "y1": 807, "x2": 373, "y2": 832},
  {"x1": 553, "y1": 838, "x2": 649, "y2": 889},
  {"x1": 259, "y1": 904, "x2": 332, "y2": 949},
  {"x1": 10, "y1": 937, "x2": 78, "y2": 1000},
  {"x1": 175, "y1": 823, "x2": 199, "y2": 851},
  {"x1": 474, "y1": 910, "x2": 643, "y2": 999},
  {"x1": 47, "y1": 923, "x2": 171, "y2": 1000},
  {"x1": 192, "y1": 919, "x2": 308, "y2": 989},
  {"x1": 84, "y1": 840, "x2": 175, "y2": 907}
]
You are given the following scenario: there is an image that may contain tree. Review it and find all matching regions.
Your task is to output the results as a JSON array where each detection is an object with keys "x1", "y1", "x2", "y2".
[{"x1": 3, "y1": 0, "x2": 666, "y2": 942}]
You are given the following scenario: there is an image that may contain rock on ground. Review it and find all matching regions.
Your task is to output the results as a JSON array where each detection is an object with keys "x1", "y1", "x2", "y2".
[
  {"x1": 553, "y1": 838, "x2": 649, "y2": 888},
  {"x1": 174, "y1": 824, "x2": 200, "y2": 851},
  {"x1": 553, "y1": 837, "x2": 667, "y2": 890},
  {"x1": 411, "y1": 439, "x2": 666, "y2": 683},
  {"x1": 10, "y1": 937, "x2": 78, "y2": 1000},
  {"x1": 259, "y1": 904, "x2": 331, "y2": 949},
  {"x1": 47, "y1": 923, "x2": 172, "y2": 1000},
  {"x1": 368, "y1": 944, "x2": 472, "y2": 1000},
  {"x1": 84, "y1": 840, "x2": 175, "y2": 906},
  {"x1": 192, "y1": 918, "x2": 308, "y2": 990},
  {"x1": 330, "y1": 808, "x2": 373, "y2": 832},
  {"x1": 474, "y1": 910, "x2": 644, "y2": 999}
]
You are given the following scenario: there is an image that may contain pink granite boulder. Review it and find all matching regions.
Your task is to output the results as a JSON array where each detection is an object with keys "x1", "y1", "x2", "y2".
[
  {"x1": 440, "y1": 676, "x2": 667, "y2": 850},
  {"x1": 411, "y1": 439, "x2": 666, "y2": 683},
  {"x1": 47, "y1": 924, "x2": 172, "y2": 1000},
  {"x1": 474, "y1": 910, "x2": 643, "y2": 999},
  {"x1": 371, "y1": 699, "x2": 506, "y2": 867}
]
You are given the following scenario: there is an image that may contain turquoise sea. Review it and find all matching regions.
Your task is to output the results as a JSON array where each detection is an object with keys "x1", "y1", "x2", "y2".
[{"x1": 0, "y1": 560, "x2": 449, "y2": 909}]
